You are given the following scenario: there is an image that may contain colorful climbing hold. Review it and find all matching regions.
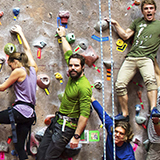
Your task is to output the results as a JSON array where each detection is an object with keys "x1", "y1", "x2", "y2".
[
  {"x1": 13, "y1": 7, "x2": 20, "y2": 20},
  {"x1": 4, "y1": 43, "x2": 16, "y2": 56}
]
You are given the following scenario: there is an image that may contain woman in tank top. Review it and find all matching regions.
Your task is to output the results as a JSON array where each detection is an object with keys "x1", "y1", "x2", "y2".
[{"x1": 0, "y1": 25, "x2": 38, "y2": 160}]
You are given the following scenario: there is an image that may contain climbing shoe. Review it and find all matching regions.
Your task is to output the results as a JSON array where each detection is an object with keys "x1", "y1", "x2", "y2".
[
  {"x1": 115, "y1": 113, "x2": 129, "y2": 122},
  {"x1": 151, "y1": 107, "x2": 160, "y2": 118}
]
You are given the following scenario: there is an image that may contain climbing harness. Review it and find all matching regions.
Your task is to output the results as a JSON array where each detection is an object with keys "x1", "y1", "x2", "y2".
[
  {"x1": 8, "y1": 107, "x2": 17, "y2": 143},
  {"x1": 98, "y1": 0, "x2": 116, "y2": 159},
  {"x1": 10, "y1": 101, "x2": 36, "y2": 156},
  {"x1": 57, "y1": 112, "x2": 78, "y2": 132}
]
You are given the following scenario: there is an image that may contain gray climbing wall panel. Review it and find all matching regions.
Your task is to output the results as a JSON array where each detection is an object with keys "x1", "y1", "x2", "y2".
[{"x1": 0, "y1": 0, "x2": 160, "y2": 159}]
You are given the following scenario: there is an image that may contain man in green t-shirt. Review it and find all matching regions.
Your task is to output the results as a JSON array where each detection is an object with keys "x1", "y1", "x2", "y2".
[
  {"x1": 37, "y1": 26, "x2": 92, "y2": 160},
  {"x1": 105, "y1": 0, "x2": 160, "y2": 122}
]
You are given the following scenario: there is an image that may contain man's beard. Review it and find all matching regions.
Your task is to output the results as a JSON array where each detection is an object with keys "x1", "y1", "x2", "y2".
[{"x1": 69, "y1": 69, "x2": 83, "y2": 80}]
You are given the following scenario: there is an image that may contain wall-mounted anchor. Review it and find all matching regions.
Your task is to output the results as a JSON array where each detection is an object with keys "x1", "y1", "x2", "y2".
[
  {"x1": 4, "y1": 43, "x2": 16, "y2": 56},
  {"x1": 37, "y1": 74, "x2": 50, "y2": 95},
  {"x1": 81, "y1": 45, "x2": 99, "y2": 67},
  {"x1": 103, "y1": 60, "x2": 114, "y2": 69},
  {"x1": 66, "y1": 33, "x2": 75, "y2": 44},
  {"x1": 34, "y1": 41, "x2": 47, "y2": 49},
  {"x1": 0, "y1": 11, "x2": 3, "y2": 18},
  {"x1": 103, "y1": 61, "x2": 114, "y2": 81},
  {"x1": 94, "y1": 80, "x2": 102, "y2": 90},
  {"x1": 94, "y1": 20, "x2": 108, "y2": 32},
  {"x1": 54, "y1": 72, "x2": 63, "y2": 84},
  {"x1": 33, "y1": 41, "x2": 47, "y2": 59},
  {"x1": 0, "y1": 11, "x2": 4, "y2": 25},
  {"x1": 58, "y1": 11, "x2": 70, "y2": 24},
  {"x1": 0, "y1": 57, "x2": 5, "y2": 72},
  {"x1": 127, "y1": 0, "x2": 141, "y2": 10},
  {"x1": 135, "y1": 104, "x2": 141, "y2": 116},
  {"x1": 132, "y1": 138, "x2": 140, "y2": 152},
  {"x1": 13, "y1": 7, "x2": 20, "y2": 20},
  {"x1": 135, "y1": 116, "x2": 147, "y2": 129},
  {"x1": 78, "y1": 41, "x2": 87, "y2": 50}
]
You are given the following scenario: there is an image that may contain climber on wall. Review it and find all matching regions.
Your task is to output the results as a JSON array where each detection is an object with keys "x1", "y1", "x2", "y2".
[
  {"x1": 36, "y1": 26, "x2": 92, "y2": 160},
  {"x1": 105, "y1": 0, "x2": 160, "y2": 122},
  {"x1": 91, "y1": 96, "x2": 135, "y2": 160},
  {"x1": 0, "y1": 25, "x2": 38, "y2": 160}
]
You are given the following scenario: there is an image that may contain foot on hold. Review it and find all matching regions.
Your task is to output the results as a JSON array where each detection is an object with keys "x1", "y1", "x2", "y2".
[
  {"x1": 115, "y1": 113, "x2": 129, "y2": 122},
  {"x1": 151, "y1": 107, "x2": 160, "y2": 118}
]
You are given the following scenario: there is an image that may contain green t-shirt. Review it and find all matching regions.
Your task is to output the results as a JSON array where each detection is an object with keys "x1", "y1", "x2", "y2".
[
  {"x1": 57, "y1": 50, "x2": 92, "y2": 129},
  {"x1": 127, "y1": 18, "x2": 160, "y2": 61}
]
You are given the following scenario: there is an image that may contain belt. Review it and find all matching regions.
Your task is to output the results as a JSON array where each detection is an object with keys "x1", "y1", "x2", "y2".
[
  {"x1": 13, "y1": 101, "x2": 35, "y2": 110},
  {"x1": 13, "y1": 100, "x2": 36, "y2": 125},
  {"x1": 58, "y1": 114, "x2": 78, "y2": 122},
  {"x1": 56, "y1": 112, "x2": 78, "y2": 132}
]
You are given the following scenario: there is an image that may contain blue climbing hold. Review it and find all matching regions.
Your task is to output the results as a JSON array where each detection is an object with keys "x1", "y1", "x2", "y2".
[{"x1": 13, "y1": 7, "x2": 20, "y2": 16}]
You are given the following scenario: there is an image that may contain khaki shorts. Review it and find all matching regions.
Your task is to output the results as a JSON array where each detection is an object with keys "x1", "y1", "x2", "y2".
[{"x1": 115, "y1": 57, "x2": 157, "y2": 96}]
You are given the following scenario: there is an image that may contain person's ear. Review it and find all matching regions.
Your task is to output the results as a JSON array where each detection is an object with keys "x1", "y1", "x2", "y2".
[{"x1": 123, "y1": 136, "x2": 128, "y2": 142}]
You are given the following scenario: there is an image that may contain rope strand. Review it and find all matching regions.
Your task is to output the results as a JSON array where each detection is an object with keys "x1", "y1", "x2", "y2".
[
  {"x1": 108, "y1": 0, "x2": 116, "y2": 159},
  {"x1": 98, "y1": 0, "x2": 115, "y2": 159},
  {"x1": 98, "y1": 0, "x2": 106, "y2": 159}
]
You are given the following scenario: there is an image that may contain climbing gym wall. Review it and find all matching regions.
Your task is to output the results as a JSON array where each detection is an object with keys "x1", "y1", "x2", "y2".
[{"x1": 0, "y1": 0, "x2": 160, "y2": 159}]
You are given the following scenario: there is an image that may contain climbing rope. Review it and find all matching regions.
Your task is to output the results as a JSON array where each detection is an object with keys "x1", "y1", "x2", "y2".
[
  {"x1": 99, "y1": 0, "x2": 106, "y2": 160},
  {"x1": 108, "y1": 0, "x2": 116, "y2": 159},
  {"x1": 98, "y1": 0, "x2": 106, "y2": 159},
  {"x1": 98, "y1": 0, "x2": 116, "y2": 159}
]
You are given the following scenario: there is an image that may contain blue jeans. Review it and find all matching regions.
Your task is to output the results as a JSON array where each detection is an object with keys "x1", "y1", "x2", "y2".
[{"x1": 37, "y1": 118, "x2": 75, "y2": 160}]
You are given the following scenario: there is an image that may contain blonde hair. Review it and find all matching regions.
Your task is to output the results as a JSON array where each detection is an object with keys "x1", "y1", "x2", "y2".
[{"x1": 8, "y1": 52, "x2": 30, "y2": 75}]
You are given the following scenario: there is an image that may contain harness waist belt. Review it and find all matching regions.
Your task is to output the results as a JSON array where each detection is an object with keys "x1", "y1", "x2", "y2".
[
  {"x1": 57, "y1": 112, "x2": 78, "y2": 123},
  {"x1": 58, "y1": 114, "x2": 78, "y2": 123},
  {"x1": 13, "y1": 101, "x2": 37, "y2": 125},
  {"x1": 13, "y1": 101, "x2": 35, "y2": 110},
  {"x1": 56, "y1": 112, "x2": 78, "y2": 132}
]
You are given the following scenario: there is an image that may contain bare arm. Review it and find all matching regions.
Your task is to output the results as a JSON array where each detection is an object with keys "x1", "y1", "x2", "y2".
[
  {"x1": 0, "y1": 68, "x2": 24, "y2": 91},
  {"x1": 10, "y1": 25, "x2": 38, "y2": 73},
  {"x1": 104, "y1": 17, "x2": 134, "y2": 40},
  {"x1": 70, "y1": 115, "x2": 88, "y2": 148},
  {"x1": 56, "y1": 26, "x2": 72, "y2": 53}
]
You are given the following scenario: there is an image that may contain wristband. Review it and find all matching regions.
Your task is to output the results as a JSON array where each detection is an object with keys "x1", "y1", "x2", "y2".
[{"x1": 74, "y1": 134, "x2": 80, "y2": 139}]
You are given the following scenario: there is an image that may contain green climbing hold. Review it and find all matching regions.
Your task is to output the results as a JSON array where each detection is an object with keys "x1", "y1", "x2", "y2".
[
  {"x1": 4, "y1": 43, "x2": 16, "y2": 56},
  {"x1": 66, "y1": 33, "x2": 75, "y2": 44}
]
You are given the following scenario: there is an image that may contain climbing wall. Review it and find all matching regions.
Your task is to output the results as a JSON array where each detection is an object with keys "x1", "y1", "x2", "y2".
[{"x1": 0, "y1": 0, "x2": 160, "y2": 159}]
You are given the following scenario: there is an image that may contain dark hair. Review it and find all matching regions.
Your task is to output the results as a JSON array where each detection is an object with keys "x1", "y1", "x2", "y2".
[
  {"x1": 111, "y1": 121, "x2": 134, "y2": 142},
  {"x1": 8, "y1": 52, "x2": 30, "y2": 75},
  {"x1": 141, "y1": 0, "x2": 157, "y2": 12},
  {"x1": 69, "y1": 53, "x2": 85, "y2": 68}
]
